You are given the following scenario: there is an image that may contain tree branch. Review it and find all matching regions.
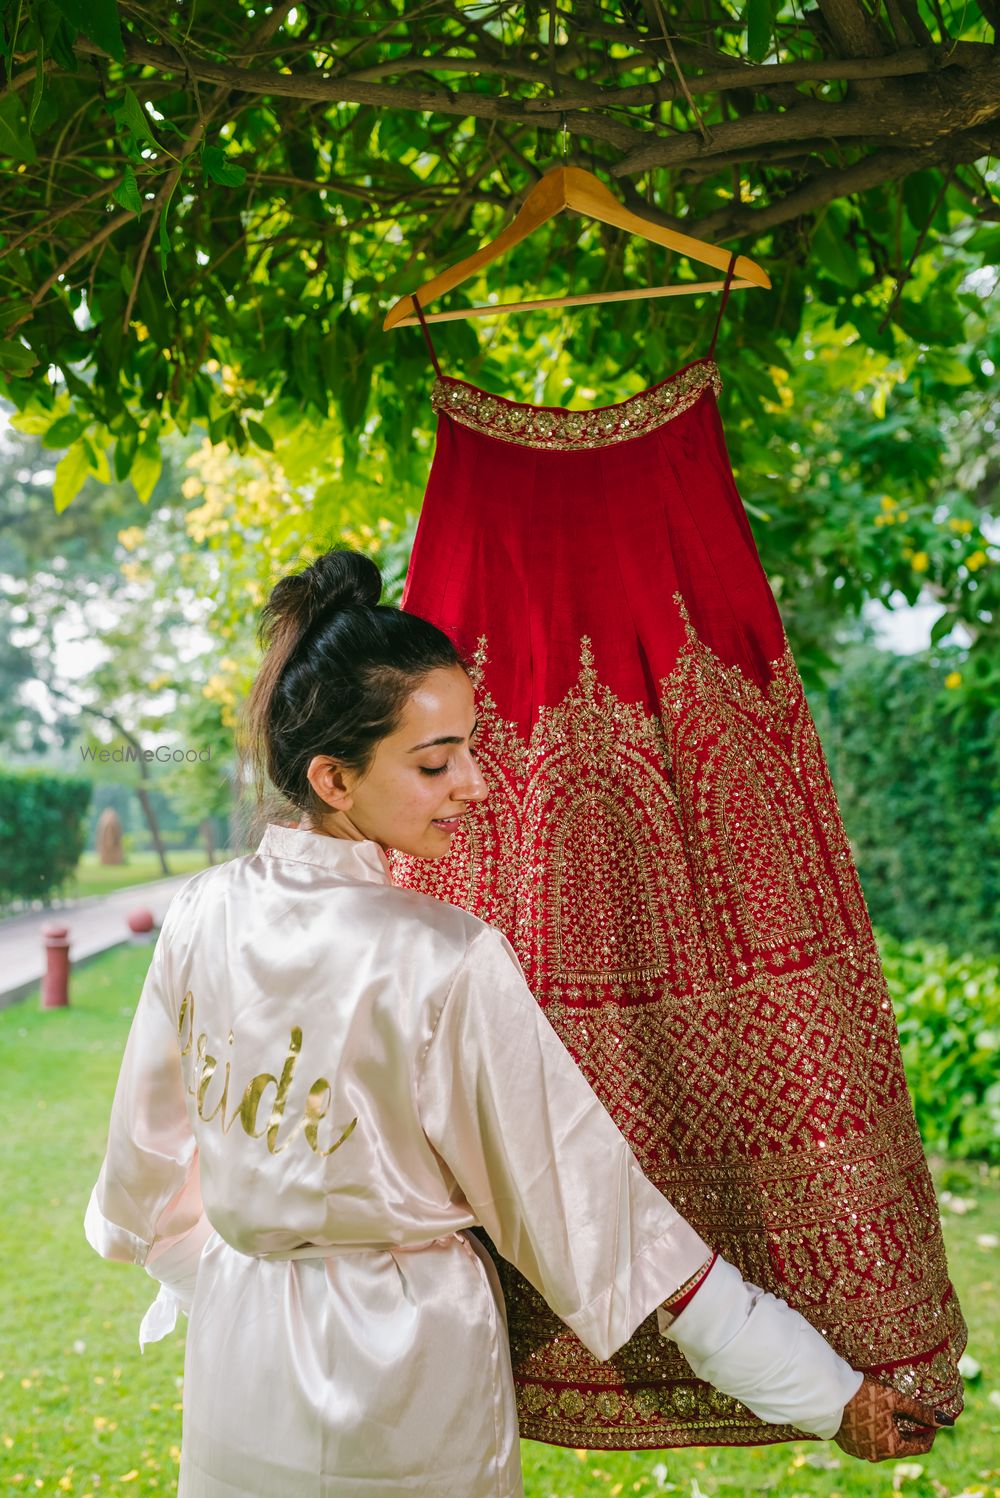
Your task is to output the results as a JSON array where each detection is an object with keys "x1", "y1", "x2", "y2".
[
  {"x1": 70, "y1": 33, "x2": 997, "y2": 111},
  {"x1": 612, "y1": 57, "x2": 1000, "y2": 174},
  {"x1": 0, "y1": 174, "x2": 124, "y2": 262},
  {"x1": 7, "y1": 211, "x2": 136, "y2": 334},
  {"x1": 682, "y1": 126, "x2": 1000, "y2": 239}
]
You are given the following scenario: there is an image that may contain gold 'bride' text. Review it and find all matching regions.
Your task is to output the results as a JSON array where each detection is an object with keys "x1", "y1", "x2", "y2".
[{"x1": 177, "y1": 989, "x2": 358, "y2": 1158}]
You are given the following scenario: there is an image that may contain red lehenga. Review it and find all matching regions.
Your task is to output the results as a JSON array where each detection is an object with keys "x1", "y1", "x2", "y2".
[{"x1": 388, "y1": 267, "x2": 966, "y2": 1450}]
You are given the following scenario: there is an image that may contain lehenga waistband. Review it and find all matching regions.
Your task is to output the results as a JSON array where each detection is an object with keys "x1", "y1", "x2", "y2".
[{"x1": 430, "y1": 359, "x2": 722, "y2": 452}]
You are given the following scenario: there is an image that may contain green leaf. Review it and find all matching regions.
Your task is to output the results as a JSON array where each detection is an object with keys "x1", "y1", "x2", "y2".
[
  {"x1": 963, "y1": 225, "x2": 1000, "y2": 264},
  {"x1": 52, "y1": 441, "x2": 90, "y2": 512},
  {"x1": 903, "y1": 170, "x2": 942, "y2": 231},
  {"x1": 50, "y1": 0, "x2": 124, "y2": 62},
  {"x1": 156, "y1": 178, "x2": 178, "y2": 307},
  {"x1": 114, "y1": 427, "x2": 138, "y2": 480},
  {"x1": 0, "y1": 93, "x2": 38, "y2": 163},
  {"x1": 0, "y1": 300, "x2": 33, "y2": 330},
  {"x1": 131, "y1": 438, "x2": 162, "y2": 502},
  {"x1": 744, "y1": 0, "x2": 774, "y2": 61},
  {"x1": 42, "y1": 412, "x2": 85, "y2": 448},
  {"x1": 112, "y1": 86, "x2": 160, "y2": 154},
  {"x1": 246, "y1": 418, "x2": 274, "y2": 451},
  {"x1": 0, "y1": 340, "x2": 39, "y2": 376},
  {"x1": 29, "y1": 33, "x2": 46, "y2": 130},
  {"x1": 229, "y1": 412, "x2": 248, "y2": 454},
  {"x1": 88, "y1": 443, "x2": 111, "y2": 483},
  {"x1": 112, "y1": 165, "x2": 142, "y2": 217},
  {"x1": 811, "y1": 210, "x2": 861, "y2": 289},
  {"x1": 201, "y1": 144, "x2": 248, "y2": 188},
  {"x1": 924, "y1": 350, "x2": 974, "y2": 386}
]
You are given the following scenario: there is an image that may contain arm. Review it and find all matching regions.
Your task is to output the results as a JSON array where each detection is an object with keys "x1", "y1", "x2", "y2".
[
  {"x1": 418, "y1": 924, "x2": 863, "y2": 1439},
  {"x1": 417, "y1": 924, "x2": 715, "y2": 1361},
  {"x1": 84, "y1": 902, "x2": 213, "y2": 1350},
  {"x1": 658, "y1": 1254, "x2": 862, "y2": 1438}
]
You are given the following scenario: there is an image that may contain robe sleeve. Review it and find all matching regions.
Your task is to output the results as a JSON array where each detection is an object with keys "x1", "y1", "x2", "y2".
[
  {"x1": 84, "y1": 898, "x2": 213, "y2": 1350},
  {"x1": 416, "y1": 923, "x2": 714, "y2": 1364}
]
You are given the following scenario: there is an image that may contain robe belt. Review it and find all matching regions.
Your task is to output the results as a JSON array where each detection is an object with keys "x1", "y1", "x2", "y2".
[{"x1": 242, "y1": 1231, "x2": 467, "y2": 1261}]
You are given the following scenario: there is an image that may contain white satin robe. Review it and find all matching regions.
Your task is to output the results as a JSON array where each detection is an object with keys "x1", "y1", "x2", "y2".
[{"x1": 85, "y1": 821, "x2": 717, "y2": 1497}]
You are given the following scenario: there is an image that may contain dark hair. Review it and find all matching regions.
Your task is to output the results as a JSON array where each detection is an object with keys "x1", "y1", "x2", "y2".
[{"x1": 236, "y1": 549, "x2": 465, "y2": 840}]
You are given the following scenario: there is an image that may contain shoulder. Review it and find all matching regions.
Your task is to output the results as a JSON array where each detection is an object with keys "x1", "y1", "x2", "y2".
[
  {"x1": 378, "y1": 883, "x2": 497, "y2": 962},
  {"x1": 370, "y1": 887, "x2": 528, "y2": 1002},
  {"x1": 158, "y1": 860, "x2": 231, "y2": 929}
]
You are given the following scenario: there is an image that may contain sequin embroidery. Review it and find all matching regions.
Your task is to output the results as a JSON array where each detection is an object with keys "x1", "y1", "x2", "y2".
[
  {"x1": 389, "y1": 599, "x2": 967, "y2": 1448},
  {"x1": 430, "y1": 361, "x2": 722, "y2": 451}
]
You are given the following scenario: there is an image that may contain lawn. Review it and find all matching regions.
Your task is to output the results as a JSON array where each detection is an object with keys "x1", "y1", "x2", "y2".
[
  {"x1": 1, "y1": 944, "x2": 997, "y2": 1497},
  {"x1": 63, "y1": 851, "x2": 230, "y2": 901}
]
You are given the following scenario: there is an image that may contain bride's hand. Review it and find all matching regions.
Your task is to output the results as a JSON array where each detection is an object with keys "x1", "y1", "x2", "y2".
[{"x1": 833, "y1": 1375, "x2": 954, "y2": 1462}]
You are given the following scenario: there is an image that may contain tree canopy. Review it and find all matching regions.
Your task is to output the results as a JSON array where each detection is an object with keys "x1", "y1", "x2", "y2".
[{"x1": 0, "y1": 0, "x2": 997, "y2": 704}]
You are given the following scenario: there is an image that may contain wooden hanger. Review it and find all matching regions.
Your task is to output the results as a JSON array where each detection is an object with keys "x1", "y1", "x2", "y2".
[{"x1": 383, "y1": 165, "x2": 770, "y2": 330}]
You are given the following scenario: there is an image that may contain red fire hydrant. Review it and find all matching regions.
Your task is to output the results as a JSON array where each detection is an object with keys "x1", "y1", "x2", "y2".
[{"x1": 42, "y1": 923, "x2": 71, "y2": 1009}]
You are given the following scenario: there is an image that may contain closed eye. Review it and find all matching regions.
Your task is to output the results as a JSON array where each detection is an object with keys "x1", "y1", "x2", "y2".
[{"x1": 419, "y1": 725, "x2": 480, "y2": 777}]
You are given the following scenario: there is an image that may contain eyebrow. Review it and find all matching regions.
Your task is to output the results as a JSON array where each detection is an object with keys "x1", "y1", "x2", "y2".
[{"x1": 407, "y1": 718, "x2": 479, "y2": 753}]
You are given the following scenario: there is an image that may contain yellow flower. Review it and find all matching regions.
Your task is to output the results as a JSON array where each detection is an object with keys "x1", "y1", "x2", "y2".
[
  {"x1": 911, "y1": 552, "x2": 929, "y2": 572},
  {"x1": 944, "y1": 672, "x2": 962, "y2": 689},
  {"x1": 880, "y1": 496, "x2": 898, "y2": 511},
  {"x1": 948, "y1": 517, "x2": 974, "y2": 534},
  {"x1": 182, "y1": 476, "x2": 203, "y2": 499},
  {"x1": 117, "y1": 525, "x2": 144, "y2": 552},
  {"x1": 897, "y1": 509, "x2": 909, "y2": 522},
  {"x1": 966, "y1": 550, "x2": 988, "y2": 572}
]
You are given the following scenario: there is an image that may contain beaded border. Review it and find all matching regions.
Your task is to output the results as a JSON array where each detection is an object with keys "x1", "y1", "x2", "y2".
[{"x1": 430, "y1": 359, "x2": 722, "y2": 451}]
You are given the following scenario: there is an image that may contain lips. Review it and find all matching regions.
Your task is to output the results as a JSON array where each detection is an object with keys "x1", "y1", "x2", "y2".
[{"x1": 432, "y1": 815, "x2": 466, "y2": 832}]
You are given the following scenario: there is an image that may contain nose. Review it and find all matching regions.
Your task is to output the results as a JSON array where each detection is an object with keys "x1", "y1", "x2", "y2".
[{"x1": 456, "y1": 751, "x2": 490, "y2": 805}]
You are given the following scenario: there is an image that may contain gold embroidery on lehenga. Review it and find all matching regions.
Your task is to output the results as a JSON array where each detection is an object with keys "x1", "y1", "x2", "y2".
[
  {"x1": 430, "y1": 361, "x2": 722, "y2": 451},
  {"x1": 389, "y1": 600, "x2": 967, "y2": 1448}
]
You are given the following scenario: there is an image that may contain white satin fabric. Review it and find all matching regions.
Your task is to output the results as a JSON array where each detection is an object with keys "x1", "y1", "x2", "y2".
[{"x1": 85, "y1": 822, "x2": 715, "y2": 1498}]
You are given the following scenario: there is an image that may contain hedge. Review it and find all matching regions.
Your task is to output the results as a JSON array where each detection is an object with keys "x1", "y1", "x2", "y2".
[{"x1": 0, "y1": 768, "x2": 92, "y2": 906}]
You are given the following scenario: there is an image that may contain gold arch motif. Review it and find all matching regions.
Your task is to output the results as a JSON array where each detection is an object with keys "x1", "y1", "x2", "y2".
[{"x1": 388, "y1": 605, "x2": 967, "y2": 1448}]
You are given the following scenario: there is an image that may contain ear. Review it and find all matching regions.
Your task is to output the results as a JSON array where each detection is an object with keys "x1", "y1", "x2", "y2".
[{"x1": 305, "y1": 755, "x2": 355, "y2": 812}]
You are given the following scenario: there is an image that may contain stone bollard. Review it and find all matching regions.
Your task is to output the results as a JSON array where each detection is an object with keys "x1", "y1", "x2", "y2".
[{"x1": 42, "y1": 923, "x2": 71, "y2": 1009}]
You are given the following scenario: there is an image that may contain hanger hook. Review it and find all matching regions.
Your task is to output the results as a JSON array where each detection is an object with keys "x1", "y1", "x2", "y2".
[{"x1": 560, "y1": 111, "x2": 568, "y2": 164}]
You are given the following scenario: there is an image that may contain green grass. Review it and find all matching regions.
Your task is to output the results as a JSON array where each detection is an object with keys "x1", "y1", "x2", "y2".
[
  {"x1": 1, "y1": 945, "x2": 997, "y2": 1497},
  {"x1": 62, "y1": 851, "x2": 231, "y2": 901}
]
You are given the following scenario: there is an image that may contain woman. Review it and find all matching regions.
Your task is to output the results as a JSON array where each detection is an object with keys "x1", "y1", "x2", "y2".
[{"x1": 85, "y1": 550, "x2": 950, "y2": 1497}]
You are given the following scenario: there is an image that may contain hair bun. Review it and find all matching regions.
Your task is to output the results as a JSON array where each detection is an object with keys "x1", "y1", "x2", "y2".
[
  {"x1": 307, "y1": 549, "x2": 382, "y2": 614},
  {"x1": 259, "y1": 550, "x2": 382, "y2": 648}
]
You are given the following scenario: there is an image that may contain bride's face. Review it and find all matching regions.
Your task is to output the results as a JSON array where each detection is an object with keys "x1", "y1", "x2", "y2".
[{"x1": 304, "y1": 665, "x2": 489, "y2": 859}]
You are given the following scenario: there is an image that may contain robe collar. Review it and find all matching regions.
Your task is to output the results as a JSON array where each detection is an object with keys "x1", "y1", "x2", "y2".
[{"x1": 256, "y1": 822, "x2": 393, "y2": 886}]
